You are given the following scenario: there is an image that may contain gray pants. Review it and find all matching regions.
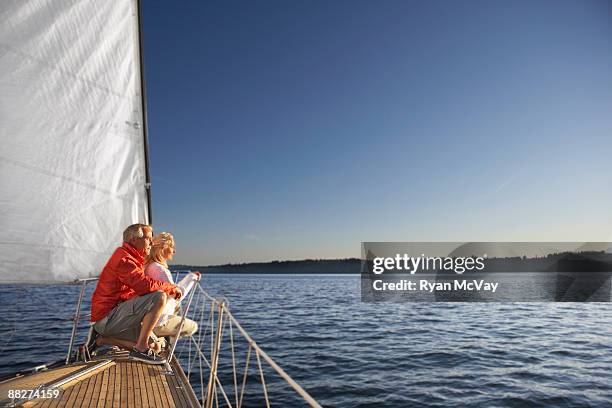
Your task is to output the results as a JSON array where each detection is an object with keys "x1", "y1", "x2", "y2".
[{"x1": 93, "y1": 291, "x2": 163, "y2": 342}]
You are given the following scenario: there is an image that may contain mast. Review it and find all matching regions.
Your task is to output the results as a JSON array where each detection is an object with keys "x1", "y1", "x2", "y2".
[{"x1": 136, "y1": 0, "x2": 153, "y2": 225}]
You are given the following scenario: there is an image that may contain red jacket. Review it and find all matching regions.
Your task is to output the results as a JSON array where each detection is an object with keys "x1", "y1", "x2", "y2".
[{"x1": 91, "y1": 242, "x2": 179, "y2": 322}]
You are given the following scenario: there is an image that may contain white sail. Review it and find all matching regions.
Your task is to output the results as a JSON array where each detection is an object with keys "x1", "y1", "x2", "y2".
[{"x1": 0, "y1": 0, "x2": 149, "y2": 283}]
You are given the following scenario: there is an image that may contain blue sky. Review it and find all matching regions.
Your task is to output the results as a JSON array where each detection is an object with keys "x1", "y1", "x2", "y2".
[{"x1": 141, "y1": 0, "x2": 612, "y2": 265}]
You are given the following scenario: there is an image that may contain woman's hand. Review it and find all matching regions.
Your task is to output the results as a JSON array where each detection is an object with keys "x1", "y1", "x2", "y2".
[{"x1": 192, "y1": 271, "x2": 201, "y2": 280}]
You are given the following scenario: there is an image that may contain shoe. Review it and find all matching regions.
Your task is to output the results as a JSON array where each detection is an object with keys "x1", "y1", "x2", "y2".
[{"x1": 129, "y1": 347, "x2": 167, "y2": 365}]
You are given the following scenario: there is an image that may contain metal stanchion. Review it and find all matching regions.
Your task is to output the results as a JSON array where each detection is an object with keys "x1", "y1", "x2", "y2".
[{"x1": 66, "y1": 279, "x2": 87, "y2": 364}]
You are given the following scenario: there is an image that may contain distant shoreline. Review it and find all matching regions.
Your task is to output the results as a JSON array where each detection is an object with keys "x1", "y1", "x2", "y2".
[
  {"x1": 170, "y1": 251, "x2": 612, "y2": 274},
  {"x1": 171, "y1": 258, "x2": 361, "y2": 274}
]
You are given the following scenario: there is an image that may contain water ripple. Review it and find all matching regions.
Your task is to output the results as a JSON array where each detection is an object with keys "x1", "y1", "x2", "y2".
[{"x1": 2, "y1": 275, "x2": 612, "y2": 407}]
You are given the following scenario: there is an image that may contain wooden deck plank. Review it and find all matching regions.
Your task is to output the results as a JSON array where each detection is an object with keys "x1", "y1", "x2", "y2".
[
  {"x1": 40, "y1": 397, "x2": 53, "y2": 408},
  {"x1": 175, "y1": 368, "x2": 192, "y2": 408},
  {"x1": 28, "y1": 397, "x2": 43, "y2": 408},
  {"x1": 90, "y1": 368, "x2": 104, "y2": 408},
  {"x1": 160, "y1": 368, "x2": 177, "y2": 408},
  {"x1": 25, "y1": 396, "x2": 41, "y2": 408},
  {"x1": 0, "y1": 364, "x2": 90, "y2": 400},
  {"x1": 155, "y1": 365, "x2": 175, "y2": 408},
  {"x1": 126, "y1": 362, "x2": 134, "y2": 408},
  {"x1": 64, "y1": 382, "x2": 82, "y2": 407},
  {"x1": 131, "y1": 363, "x2": 141, "y2": 408},
  {"x1": 132, "y1": 362, "x2": 139, "y2": 408},
  {"x1": 112, "y1": 364, "x2": 121, "y2": 408},
  {"x1": 148, "y1": 365, "x2": 164, "y2": 408},
  {"x1": 79, "y1": 374, "x2": 93, "y2": 408},
  {"x1": 6, "y1": 356, "x2": 200, "y2": 408},
  {"x1": 136, "y1": 362, "x2": 149, "y2": 408},
  {"x1": 31, "y1": 393, "x2": 53, "y2": 408},
  {"x1": 149, "y1": 366, "x2": 165, "y2": 405},
  {"x1": 58, "y1": 377, "x2": 79, "y2": 407},
  {"x1": 171, "y1": 362, "x2": 191, "y2": 408},
  {"x1": 63, "y1": 378, "x2": 83, "y2": 408},
  {"x1": 80, "y1": 367, "x2": 100, "y2": 408},
  {"x1": 106, "y1": 364, "x2": 116, "y2": 408},
  {"x1": 162, "y1": 370, "x2": 179, "y2": 408},
  {"x1": 172, "y1": 361, "x2": 193, "y2": 407},
  {"x1": 46, "y1": 384, "x2": 71, "y2": 408},
  {"x1": 123, "y1": 362, "x2": 129, "y2": 408},
  {"x1": 96, "y1": 365, "x2": 110, "y2": 408},
  {"x1": 73, "y1": 375, "x2": 91, "y2": 408},
  {"x1": 166, "y1": 370, "x2": 187, "y2": 408},
  {"x1": 173, "y1": 358, "x2": 202, "y2": 408},
  {"x1": 117, "y1": 362, "x2": 127, "y2": 407}
]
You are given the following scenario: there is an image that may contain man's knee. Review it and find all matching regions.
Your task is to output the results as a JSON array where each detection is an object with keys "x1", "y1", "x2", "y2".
[{"x1": 152, "y1": 290, "x2": 167, "y2": 308}]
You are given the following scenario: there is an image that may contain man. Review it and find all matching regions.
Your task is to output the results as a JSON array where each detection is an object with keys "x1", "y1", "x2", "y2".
[{"x1": 90, "y1": 224, "x2": 183, "y2": 364}]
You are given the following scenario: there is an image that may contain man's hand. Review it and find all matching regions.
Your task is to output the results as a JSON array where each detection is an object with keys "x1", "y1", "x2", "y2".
[
  {"x1": 149, "y1": 338, "x2": 165, "y2": 354},
  {"x1": 173, "y1": 287, "x2": 183, "y2": 300}
]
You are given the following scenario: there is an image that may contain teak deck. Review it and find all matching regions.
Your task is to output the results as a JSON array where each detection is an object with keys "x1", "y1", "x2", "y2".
[{"x1": 1, "y1": 357, "x2": 200, "y2": 408}]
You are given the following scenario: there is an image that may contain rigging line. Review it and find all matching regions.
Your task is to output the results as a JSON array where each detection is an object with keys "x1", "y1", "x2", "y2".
[
  {"x1": 197, "y1": 296, "x2": 214, "y2": 353},
  {"x1": 187, "y1": 328, "x2": 192, "y2": 379},
  {"x1": 182, "y1": 294, "x2": 196, "y2": 377},
  {"x1": 199, "y1": 332, "x2": 204, "y2": 407},
  {"x1": 186, "y1": 336, "x2": 211, "y2": 368},
  {"x1": 200, "y1": 353, "x2": 205, "y2": 407},
  {"x1": 182, "y1": 338, "x2": 212, "y2": 401},
  {"x1": 256, "y1": 350, "x2": 271, "y2": 408},
  {"x1": 203, "y1": 310, "x2": 231, "y2": 401},
  {"x1": 230, "y1": 319, "x2": 239, "y2": 408},
  {"x1": 196, "y1": 292, "x2": 208, "y2": 348},
  {"x1": 187, "y1": 314, "x2": 198, "y2": 378},
  {"x1": 210, "y1": 300, "x2": 216, "y2": 358},
  {"x1": 189, "y1": 299, "x2": 210, "y2": 371},
  {"x1": 187, "y1": 294, "x2": 210, "y2": 374},
  {"x1": 238, "y1": 345, "x2": 252, "y2": 408},
  {"x1": 195, "y1": 294, "x2": 210, "y2": 363},
  {"x1": 178, "y1": 291, "x2": 194, "y2": 360},
  {"x1": 211, "y1": 309, "x2": 236, "y2": 408},
  {"x1": 214, "y1": 372, "x2": 234, "y2": 408},
  {"x1": 221, "y1": 311, "x2": 231, "y2": 347},
  {"x1": 186, "y1": 298, "x2": 206, "y2": 380},
  {"x1": 179, "y1": 290, "x2": 203, "y2": 362}
]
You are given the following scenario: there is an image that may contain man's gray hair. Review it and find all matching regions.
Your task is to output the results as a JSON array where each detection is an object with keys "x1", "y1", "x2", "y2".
[{"x1": 123, "y1": 223, "x2": 152, "y2": 243}]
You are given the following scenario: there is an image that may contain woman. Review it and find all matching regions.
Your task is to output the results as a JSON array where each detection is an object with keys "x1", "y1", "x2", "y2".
[{"x1": 145, "y1": 232, "x2": 199, "y2": 341}]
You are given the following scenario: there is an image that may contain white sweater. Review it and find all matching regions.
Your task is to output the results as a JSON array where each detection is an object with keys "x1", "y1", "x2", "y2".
[{"x1": 144, "y1": 262, "x2": 197, "y2": 326}]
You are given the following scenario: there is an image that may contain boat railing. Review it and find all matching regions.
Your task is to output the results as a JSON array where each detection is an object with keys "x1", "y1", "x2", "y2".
[{"x1": 67, "y1": 275, "x2": 322, "y2": 408}]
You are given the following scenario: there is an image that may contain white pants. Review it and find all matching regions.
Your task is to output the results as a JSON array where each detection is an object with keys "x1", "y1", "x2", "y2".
[{"x1": 154, "y1": 315, "x2": 198, "y2": 338}]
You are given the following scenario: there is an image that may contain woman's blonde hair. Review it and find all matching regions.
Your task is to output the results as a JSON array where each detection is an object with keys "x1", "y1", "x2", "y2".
[{"x1": 145, "y1": 232, "x2": 174, "y2": 267}]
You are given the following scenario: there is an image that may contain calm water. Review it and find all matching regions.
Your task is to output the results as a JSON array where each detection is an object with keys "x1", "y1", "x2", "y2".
[{"x1": 2, "y1": 274, "x2": 612, "y2": 407}]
